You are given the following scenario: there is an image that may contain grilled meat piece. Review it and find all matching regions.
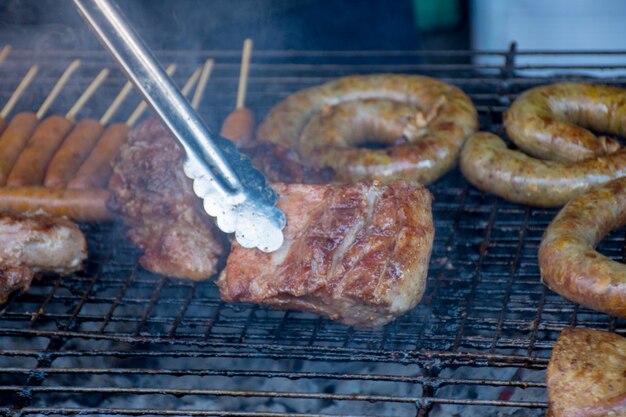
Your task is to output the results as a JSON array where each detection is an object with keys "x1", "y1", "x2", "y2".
[
  {"x1": 0, "y1": 265, "x2": 33, "y2": 304},
  {"x1": 0, "y1": 215, "x2": 87, "y2": 303},
  {"x1": 217, "y1": 180, "x2": 434, "y2": 327},
  {"x1": 547, "y1": 328, "x2": 626, "y2": 417},
  {"x1": 108, "y1": 118, "x2": 225, "y2": 280}
]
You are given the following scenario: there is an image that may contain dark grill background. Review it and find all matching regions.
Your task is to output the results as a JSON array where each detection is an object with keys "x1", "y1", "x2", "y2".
[{"x1": 0, "y1": 46, "x2": 625, "y2": 416}]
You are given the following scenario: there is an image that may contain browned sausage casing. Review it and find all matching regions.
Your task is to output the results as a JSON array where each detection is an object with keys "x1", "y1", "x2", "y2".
[
  {"x1": 7, "y1": 115, "x2": 72, "y2": 186},
  {"x1": 0, "y1": 117, "x2": 8, "y2": 136},
  {"x1": 460, "y1": 132, "x2": 626, "y2": 207},
  {"x1": 538, "y1": 178, "x2": 626, "y2": 317},
  {"x1": 220, "y1": 107, "x2": 255, "y2": 143},
  {"x1": 0, "y1": 187, "x2": 111, "y2": 221},
  {"x1": 505, "y1": 83, "x2": 626, "y2": 163},
  {"x1": 257, "y1": 74, "x2": 478, "y2": 184},
  {"x1": 0, "y1": 112, "x2": 38, "y2": 186},
  {"x1": 68, "y1": 123, "x2": 128, "y2": 189},
  {"x1": 44, "y1": 119, "x2": 104, "y2": 188},
  {"x1": 547, "y1": 328, "x2": 626, "y2": 417}
]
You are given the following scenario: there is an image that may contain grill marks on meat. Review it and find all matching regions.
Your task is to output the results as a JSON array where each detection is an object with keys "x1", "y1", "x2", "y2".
[
  {"x1": 547, "y1": 328, "x2": 626, "y2": 417},
  {"x1": 108, "y1": 118, "x2": 225, "y2": 280},
  {"x1": 0, "y1": 215, "x2": 87, "y2": 303},
  {"x1": 217, "y1": 180, "x2": 434, "y2": 327}
]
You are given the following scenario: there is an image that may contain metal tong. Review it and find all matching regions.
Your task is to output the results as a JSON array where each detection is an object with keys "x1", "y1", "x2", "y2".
[{"x1": 73, "y1": 0, "x2": 285, "y2": 252}]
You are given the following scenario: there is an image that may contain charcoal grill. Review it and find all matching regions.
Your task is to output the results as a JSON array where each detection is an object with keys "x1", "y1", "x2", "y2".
[{"x1": 0, "y1": 45, "x2": 625, "y2": 417}]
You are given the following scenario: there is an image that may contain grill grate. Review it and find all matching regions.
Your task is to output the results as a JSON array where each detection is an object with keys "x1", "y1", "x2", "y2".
[{"x1": 0, "y1": 46, "x2": 625, "y2": 416}]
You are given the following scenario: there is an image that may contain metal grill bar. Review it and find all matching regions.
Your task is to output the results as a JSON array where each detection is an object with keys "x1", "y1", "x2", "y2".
[{"x1": 0, "y1": 47, "x2": 625, "y2": 416}]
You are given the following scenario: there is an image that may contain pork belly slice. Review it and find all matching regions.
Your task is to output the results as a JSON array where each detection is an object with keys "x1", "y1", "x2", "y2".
[
  {"x1": 108, "y1": 118, "x2": 226, "y2": 280},
  {"x1": 0, "y1": 215, "x2": 87, "y2": 303},
  {"x1": 547, "y1": 328, "x2": 626, "y2": 417},
  {"x1": 217, "y1": 180, "x2": 434, "y2": 327}
]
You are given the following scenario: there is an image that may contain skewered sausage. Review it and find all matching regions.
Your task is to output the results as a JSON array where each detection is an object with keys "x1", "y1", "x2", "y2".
[
  {"x1": 459, "y1": 132, "x2": 626, "y2": 207},
  {"x1": 257, "y1": 74, "x2": 478, "y2": 184},
  {"x1": 505, "y1": 83, "x2": 626, "y2": 163},
  {"x1": 0, "y1": 187, "x2": 110, "y2": 221},
  {"x1": 0, "y1": 112, "x2": 38, "y2": 186},
  {"x1": 538, "y1": 177, "x2": 626, "y2": 317},
  {"x1": 44, "y1": 119, "x2": 103, "y2": 188},
  {"x1": 7, "y1": 115, "x2": 72, "y2": 186},
  {"x1": 220, "y1": 107, "x2": 255, "y2": 143},
  {"x1": 68, "y1": 123, "x2": 128, "y2": 189}
]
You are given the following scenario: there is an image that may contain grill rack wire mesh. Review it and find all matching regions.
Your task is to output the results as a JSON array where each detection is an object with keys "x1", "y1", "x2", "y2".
[{"x1": 0, "y1": 44, "x2": 625, "y2": 416}]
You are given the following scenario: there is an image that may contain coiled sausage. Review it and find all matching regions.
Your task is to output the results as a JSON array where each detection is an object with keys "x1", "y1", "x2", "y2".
[
  {"x1": 505, "y1": 83, "x2": 626, "y2": 163},
  {"x1": 459, "y1": 132, "x2": 626, "y2": 207},
  {"x1": 539, "y1": 177, "x2": 626, "y2": 317},
  {"x1": 257, "y1": 74, "x2": 478, "y2": 184}
]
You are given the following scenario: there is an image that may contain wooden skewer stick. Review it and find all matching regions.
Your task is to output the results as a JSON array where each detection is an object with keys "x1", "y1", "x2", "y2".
[
  {"x1": 220, "y1": 39, "x2": 255, "y2": 143},
  {"x1": 65, "y1": 68, "x2": 109, "y2": 122},
  {"x1": 236, "y1": 39, "x2": 253, "y2": 109},
  {"x1": 126, "y1": 63, "x2": 177, "y2": 127},
  {"x1": 99, "y1": 80, "x2": 132, "y2": 125},
  {"x1": 0, "y1": 65, "x2": 38, "y2": 119},
  {"x1": 191, "y1": 59, "x2": 214, "y2": 110},
  {"x1": 181, "y1": 67, "x2": 202, "y2": 98},
  {"x1": 0, "y1": 45, "x2": 11, "y2": 66},
  {"x1": 36, "y1": 59, "x2": 81, "y2": 119}
]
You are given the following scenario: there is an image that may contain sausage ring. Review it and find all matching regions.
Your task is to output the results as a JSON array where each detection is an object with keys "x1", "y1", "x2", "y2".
[
  {"x1": 256, "y1": 74, "x2": 478, "y2": 184},
  {"x1": 459, "y1": 132, "x2": 626, "y2": 207},
  {"x1": 505, "y1": 83, "x2": 626, "y2": 163},
  {"x1": 538, "y1": 177, "x2": 626, "y2": 317}
]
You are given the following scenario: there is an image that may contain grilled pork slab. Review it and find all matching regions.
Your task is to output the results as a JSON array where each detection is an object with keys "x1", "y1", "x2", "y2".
[
  {"x1": 108, "y1": 118, "x2": 226, "y2": 280},
  {"x1": 0, "y1": 215, "x2": 87, "y2": 303},
  {"x1": 217, "y1": 180, "x2": 434, "y2": 327},
  {"x1": 547, "y1": 328, "x2": 626, "y2": 417}
]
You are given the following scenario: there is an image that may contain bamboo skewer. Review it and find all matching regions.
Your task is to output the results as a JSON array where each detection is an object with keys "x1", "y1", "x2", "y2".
[
  {"x1": 99, "y1": 80, "x2": 132, "y2": 125},
  {"x1": 126, "y1": 63, "x2": 177, "y2": 127},
  {"x1": 182, "y1": 67, "x2": 202, "y2": 98},
  {"x1": 0, "y1": 45, "x2": 11, "y2": 66},
  {"x1": 36, "y1": 59, "x2": 81, "y2": 119},
  {"x1": 220, "y1": 39, "x2": 255, "y2": 142},
  {"x1": 236, "y1": 39, "x2": 253, "y2": 110},
  {"x1": 0, "y1": 65, "x2": 38, "y2": 119},
  {"x1": 191, "y1": 59, "x2": 214, "y2": 110},
  {"x1": 65, "y1": 68, "x2": 109, "y2": 122}
]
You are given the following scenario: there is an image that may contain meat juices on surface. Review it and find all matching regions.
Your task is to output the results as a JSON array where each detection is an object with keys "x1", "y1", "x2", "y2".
[
  {"x1": 547, "y1": 328, "x2": 626, "y2": 417},
  {"x1": 108, "y1": 118, "x2": 225, "y2": 280},
  {"x1": 0, "y1": 215, "x2": 87, "y2": 303},
  {"x1": 217, "y1": 180, "x2": 434, "y2": 328}
]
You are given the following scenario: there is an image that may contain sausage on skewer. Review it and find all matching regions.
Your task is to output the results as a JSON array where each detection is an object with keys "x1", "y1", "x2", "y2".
[
  {"x1": 44, "y1": 119, "x2": 104, "y2": 188},
  {"x1": 0, "y1": 112, "x2": 38, "y2": 186},
  {"x1": 69, "y1": 64, "x2": 181, "y2": 189},
  {"x1": 5, "y1": 60, "x2": 82, "y2": 186},
  {"x1": 6, "y1": 115, "x2": 74, "y2": 186},
  {"x1": 220, "y1": 40, "x2": 255, "y2": 143},
  {"x1": 68, "y1": 122, "x2": 128, "y2": 189},
  {"x1": 0, "y1": 64, "x2": 40, "y2": 185}
]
